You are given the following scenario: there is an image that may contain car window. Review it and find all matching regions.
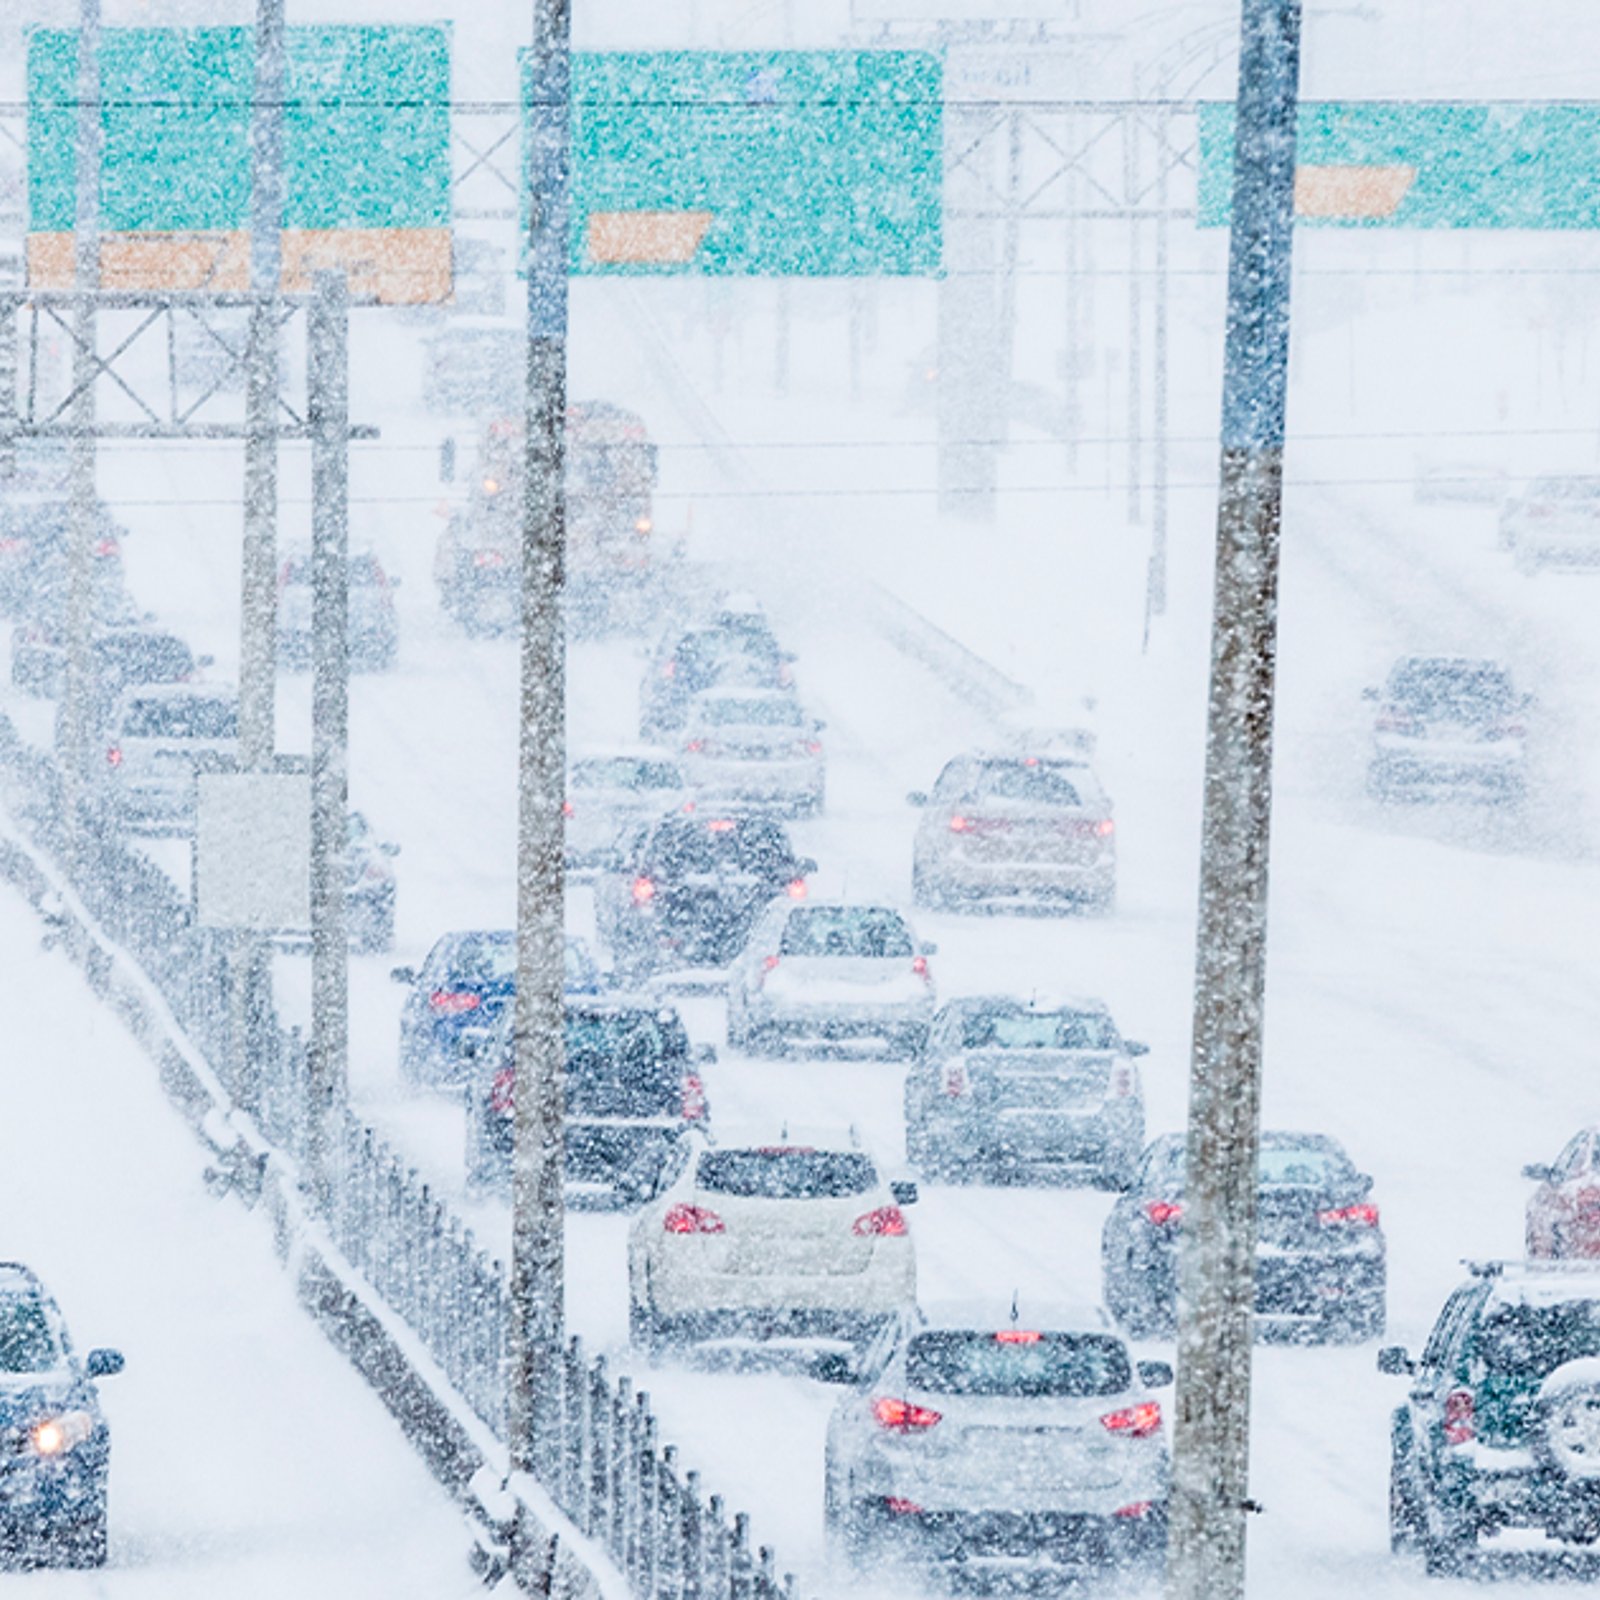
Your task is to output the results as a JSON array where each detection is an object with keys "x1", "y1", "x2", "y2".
[
  {"x1": 96, "y1": 634, "x2": 193, "y2": 681},
  {"x1": 1530, "y1": 477, "x2": 1600, "y2": 502},
  {"x1": 1421, "y1": 1287, "x2": 1477, "y2": 1370},
  {"x1": 1471, "y1": 1299, "x2": 1600, "y2": 1383},
  {"x1": 779, "y1": 907, "x2": 913, "y2": 959},
  {"x1": 564, "y1": 1009, "x2": 689, "y2": 1115},
  {"x1": 121, "y1": 696, "x2": 238, "y2": 740},
  {"x1": 1553, "y1": 1134, "x2": 1592, "y2": 1182},
  {"x1": 430, "y1": 933, "x2": 515, "y2": 987},
  {"x1": 932, "y1": 759, "x2": 968, "y2": 796},
  {"x1": 695, "y1": 1149, "x2": 878, "y2": 1199},
  {"x1": 647, "y1": 819, "x2": 793, "y2": 878},
  {"x1": 1145, "y1": 1138, "x2": 1350, "y2": 1190},
  {"x1": 959, "y1": 1006, "x2": 1120, "y2": 1051},
  {"x1": 700, "y1": 698, "x2": 803, "y2": 728},
  {"x1": 968, "y1": 761, "x2": 1084, "y2": 807},
  {"x1": 1386, "y1": 661, "x2": 1512, "y2": 719},
  {"x1": 905, "y1": 1332, "x2": 1131, "y2": 1398},
  {"x1": 0, "y1": 1296, "x2": 60, "y2": 1374},
  {"x1": 571, "y1": 758, "x2": 682, "y2": 791}
]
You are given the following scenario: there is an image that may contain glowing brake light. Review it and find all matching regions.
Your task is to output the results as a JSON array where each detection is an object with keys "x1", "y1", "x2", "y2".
[
  {"x1": 1109, "y1": 1061, "x2": 1135, "y2": 1097},
  {"x1": 1096, "y1": 818, "x2": 1115, "y2": 838},
  {"x1": 911, "y1": 955, "x2": 929, "y2": 979},
  {"x1": 707, "y1": 818, "x2": 736, "y2": 833},
  {"x1": 105, "y1": 745, "x2": 123, "y2": 768},
  {"x1": 429, "y1": 990, "x2": 482, "y2": 1015},
  {"x1": 995, "y1": 1329, "x2": 1041, "y2": 1344},
  {"x1": 803, "y1": 740, "x2": 823, "y2": 756},
  {"x1": 661, "y1": 659, "x2": 677, "y2": 679},
  {"x1": 483, "y1": 476, "x2": 501, "y2": 495},
  {"x1": 562, "y1": 799, "x2": 574, "y2": 818},
  {"x1": 1318, "y1": 1203, "x2": 1379, "y2": 1227},
  {"x1": 786, "y1": 878, "x2": 808, "y2": 899},
  {"x1": 884, "y1": 1496, "x2": 922, "y2": 1515},
  {"x1": 634, "y1": 516, "x2": 653, "y2": 535},
  {"x1": 1144, "y1": 1200, "x2": 1183, "y2": 1226},
  {"x1": 680, "y1": 1073, "x2": 707, "y2": 1121},
  {"x1": 684, "y1": 739, "x2": 704, "y2": 754},
  {"x1": 631, "y1": 876, "x2": 656, "y2": 904},
  {"x1": 941, "y1": 1062, "x2": 967, "y2": 1097},
  {"x1": 1443, "y1": 1388, "x2": 1475, "y2": 1445},
  {"x1": 1100, "y1": 1401, "x2": 1162, "y2": 1438},
  {"x1": 852, "y1": 1206, "x2": 907, "y2": 1237},
  {"x1": 92, "y1": 537, "x2": 119, "y2": 558},
  {"x1": 763, "y1": 954, "x2": 781, "y2": 971},
  {"x1": 948, "y1": 814, "x2": 971, "y2": 833},
  {"x1": 472, "y1": 549, "x2": 505, "y2": 569},
  {"x1": 663, "y1": 1203, "x2": 724, "y2": 1235},
  {"x1": 872, "y1": 1397, "x2": 941, "y2": 1433},
  {"x1": 489, "y1": 1067, "x2": 515, "y2": 1115}
]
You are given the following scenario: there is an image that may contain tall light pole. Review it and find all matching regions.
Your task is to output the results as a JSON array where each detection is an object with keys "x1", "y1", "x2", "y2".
[
  {"x1": 508, "y1": 0, "x2": 569, "y2": 1516},
  {"x1": 1166, "y1": 3, "x2": 1301, "y2": 1599}
]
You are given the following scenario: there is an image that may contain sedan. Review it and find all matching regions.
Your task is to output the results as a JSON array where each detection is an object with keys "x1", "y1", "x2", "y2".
[
  {"x1": 1101, "y1": 1131, "x2": 1386, "y2": 1342},
  {"x1": 344, "y1": 811, "x2": 400, "y2": 954},
  {"x1": 99, "y1": 683, "x2": 238, "y2": 834},
  {"x1": 679, "y1": 688, "x2": 825, "y2": 817},
  {"x1": 638, "y1": 624, "x2": 793, "y2": 740},
  {"x1": 628, "y1": 1132, "x2": 917, "y2": 1354},
  {"x1": 726, "y1": 901, "x2": 935, "y2": 1058},
  {"x1": 276, "y1": 549, "x2": 399, "y2": 671},
  {"x1": 824, "y1": 1298, "x2": 1170, "y2": 1581},
  {"x1": 1524, "y1": 1127, "x2": 1600, "y2": 1258},
  {"x1": 392, "y1": 929, "x2": 516, "y2": 1088},
  {"x1": 0, "y1": 1263, "x2": 124, "y2": 1568},
  {"x1": 904, "y1": 994, "x2": 1147, "y2": 1188},
  {"x1": 1363, "y1": 655, "x2": 1530, "y2": 803},
  {"x1": 1499, "y1": 474, "x2": 1600, "y2": 572},
  {"x1": 565, "y1": 748, "x2": 692, "y2": 874}
]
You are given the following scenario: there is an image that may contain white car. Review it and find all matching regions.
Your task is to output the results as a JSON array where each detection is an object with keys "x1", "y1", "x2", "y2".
[
  {"x1": 823, "y1": 1298, "x2": 1172, "y2": 1580},
  {"x1": 1499, "y1": 475, "x2": 1600, "y2": 572},
  {"x1": 678, "y1": 687, "x2": 824, "y2": 817},
  {"x1": 564, "y1": 748, "x2": 692, "y2": 873},
  {"x1": 100, "y1": 683, "x2": 239, "y2": 834},
  {"x1": 726, "y1": 901, "x2": 936, "y2": 1058},
  {"x1": 276, "y1": 549, "x2": 399, "y2": 671},
  {"x1": 627, "y1": 1131, "x2": 918, "y2": 1354}
]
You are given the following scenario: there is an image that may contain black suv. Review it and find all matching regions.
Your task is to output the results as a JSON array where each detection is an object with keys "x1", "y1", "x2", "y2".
[
  {"x1": 0, "y1": 1263, "x2": 125, "y2": 1568},
  {"x1": 1384, "y1": 1261, "x2": 1600, "y2": 1572},
  {"x1": 464, "y1": 998, "x2": 714, "y2": 1204},
  {"x1": 594, "y1": 812, "x2": 816, "y2": 982}
]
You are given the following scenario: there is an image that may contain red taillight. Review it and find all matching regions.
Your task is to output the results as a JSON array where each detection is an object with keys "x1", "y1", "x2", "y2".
[
  {"x1": 1443, "y1": 1388, "x2": 1475, "y2": 1445},
  {"x1": 1319, "y1": 1203, "x2": 1379, "y2": 1227},
  {"x1": 489, "y1": 1067, "x2": 515, "y2": 1115},
  {"x1": 803, "y1": 740, "x2": 822, "y2": 756},
  {"x1": 92, "y1": 537, "x2": 119, "y2": 558},
  {"x1": 1145, "y1": 1200, "x2": 1183, "y2": 1227},
  {"x1": 684, "y1": 739, "x2": 704, "y2": 753},
  {"x1": 853, "y1": 1206, "x2": 907, "y2": 1237},
  {"x1": 661, "y1": 659, "x2": 677, "y2": 679},
  {"x1": 786, "y1": 878, "x2": 808, "y2": 899},
  {"x1": 1114, "y1": 1501, "x2": 1157, "y2": 1520},
  {"x1": 471, "y1": 549, "x2": 505, "y2": 569},
  {"x1": 758, "y1": 954, "x2": 780, "y2": 987},
  {"x1": 562, "y1": 799, "x2": 574, "y2": 817},
  {"x1": 1376, "y1": 712, "x2": 1420, "y2": 734},
  {"x1": 872, "y1": 1396, "x2": 941, "y2": 1433},
  {"x1": 995, "y1": 1329, "x2": 1041, "y2": 1344},
  {"x1": 0, "y1": 536, "x2": 25, "y2": 553},
  {"x1": 948, "y1": 814, "x2": 971, "y2": 833},
  {"x1": 1096, "y1": 818, "x2": 1115, "y2": 838},
  {"x1": 884, "y1": 1496, "x2": 923, "y2": 1516},
  {"x1": 105, "y1": 745, "x2": 123, "y2": 768},
  {"x1": 911, "y1": 955, "x2": 929, "y2": 978},
  {"x1": 663, "y1": 1203, "x2": 724, "y2": 1235},
  {"x1": 680, "y1": 1073, "x2": 707, "y2": 1121},
  {"x1": 429, "y1": 990, "x2": 482, "y2": 1014},
  {"x1": 1109, "y1": 1061, "x2": 1134, "y2": 1097},
  {"x1": 941, "y1": 1062, "x2": 967, "y2": 1097},
  {"x1": 707, "y1": 818, "x2": 736, "y2": 833},
  {"x1": 632, "y1": 876, "x2": 656, "y2": 904},
  {"x1": 1101, "y1": 1402, "x2": 1162, "y2": 1438}
]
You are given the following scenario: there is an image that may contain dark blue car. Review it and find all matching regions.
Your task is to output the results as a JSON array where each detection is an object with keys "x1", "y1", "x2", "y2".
[
  {"x1": 392, "y1": 931, "x2": 604, "y2": 1088},
  {"x1": 0, "y1": 1263, "x2": 124, "y2": 1569}
]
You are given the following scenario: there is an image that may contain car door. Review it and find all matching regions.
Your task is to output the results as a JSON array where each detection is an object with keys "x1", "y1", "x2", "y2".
[{"x1": 1411, "y1": 1285, "x2": 1486, "y2": 1496}]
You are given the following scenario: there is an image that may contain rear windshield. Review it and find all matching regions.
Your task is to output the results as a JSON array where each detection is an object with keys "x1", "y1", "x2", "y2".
[
  {"x1": 282, "y1": 553, "x2": 385, "y2": 584},
  {"x1": 696, "y1": 1149, "x2": 877, "y2": 1199},
  {"x1": 780, "y1": 907, "x2": 912, "y2": 958},
  {"x1": 958, "y1": 1007, "x2": 1120, "y2": 1051},
  {"x1": 1148, "y1": 1139, "x2": 1353, "y2": 1190},
  {"x1": 648, "y1": 819, "x2": 792, "y2": 877},
  {"x1": 906, "y1": 1332, "x2": 1131, "y2": 1397},
  {"x1": 969, "y1": 761, "x2": 1084, "y2": 807},
  {"x1": 1474, "y1": 1301, "x2": 1600, "y2": 1382},
  {"x1": 566, "y1": 1009, "x2": 688, "y2": 1113},
  {"x1": 571, "y1": 758, "x2": 682, "y2": 791},
  {"x1": 97, "y1": 634, "x2": 192, "y2": 680},
  {"x1": 0, "y1": 1296, "x2": 60, "y2": 1374},
  {"x1": 433, "y1": 933, "x2": 516, "y2": 987},
  {"x1": 700, "y1": 697, "x2": 803, "y2": 728},
  {"x1": 121, "y1": 696, "x2": 237, "y2": 740},
  {"x1": 1531, "y1": 477, "x2": 1600, "y2": 501},
  {"x1": 1387, "y1": 661, "x2": 1512, "y2": 718}
]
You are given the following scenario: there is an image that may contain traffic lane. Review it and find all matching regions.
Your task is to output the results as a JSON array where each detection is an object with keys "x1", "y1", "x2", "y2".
[{"x1": 0, "y1": 875, "x2": 483, "y2": 1598}]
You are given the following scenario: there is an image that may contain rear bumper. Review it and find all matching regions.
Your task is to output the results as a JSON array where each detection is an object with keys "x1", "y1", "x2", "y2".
[
  {"x1": 1370, "y1": 742, "x2": 1523, "y2": 789},
  {"x1": 684, "y1": 759, "x2": 824, "y2": 812},
  {"x1": 747, "y1": 994, "x2": 934, "y2": 1042},
  {"x1": 858, "y1": 1502, "x2": 1166, "y2": 1573},
  {"x1": 918, "y1": 1104, "x2": 1140, "y2": 1169},
  {"x1": 921, "y1": 850, "x2": 1114, "y2": 901},
  {"x1": 648, "y1": 1254, "x2": 913, "y2": 1320},
  {"x1": 1453, "y1": 1458, "x2": 1600, "y2": 1541}
]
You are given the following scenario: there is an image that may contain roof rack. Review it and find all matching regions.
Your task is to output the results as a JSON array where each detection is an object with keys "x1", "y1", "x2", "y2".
[{"x1": 1463, "y1": 1260, "x2": 1508, "y2": 1278}]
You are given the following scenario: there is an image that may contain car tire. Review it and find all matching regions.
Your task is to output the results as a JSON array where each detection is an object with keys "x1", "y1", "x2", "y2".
[
  {"x1": 1422, "y1": 1515, "x2": 1476, "y2": 1577},
  {"x1": 52, "y1": 1510, "x2": 107, "y2": 1569}
]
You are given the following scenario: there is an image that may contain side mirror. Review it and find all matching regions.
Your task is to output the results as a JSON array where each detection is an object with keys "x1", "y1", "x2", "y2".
[
  {"x1": 1522, "y1": 1162, "x2": 1555, "y2": 1183},
  {"x1": 390, "y1": 965, "x2": 417, "y2": 985},
  {"x1": 1377, "y1": 1345, "x2": 1414, "y2": 1377},
  {"x1": 197, "y1": 653, "x2": 216, "y2": 669},
  {"x1": 1123, "y1": 1040, "x2": 1150, "y2": 1057},
  {"x1": 918, "y1": 941, "x2": 938, "y2": 957},
  {"x1": 380, "y1": 841, "x2": 401, "y2": 858},
  {"x1": 1137, "y1": 1359, "x2": 1174, "y2": 1389},
  {"x1": 86, "y1": 1348, "x2": 124, "y2": 1379},
  {"x1": 693, "y1": 1043, "x2": 718, "y2": 1067},
  {"x1": 890, "y1": 1180, "x2": 919, "y2": 1207},
  {"x1": 906, "y1": 791, "x2": 929, "y2": 808},
  {"x1": 796, "y1": 857, "x2": 819, "y2": 877},
  {"x1": 1361, "y1": 687, "x2": 1380, "y2": 702},
  {"x1": 812, "y1": 1350, "x2": 859, "y2": 1385}
]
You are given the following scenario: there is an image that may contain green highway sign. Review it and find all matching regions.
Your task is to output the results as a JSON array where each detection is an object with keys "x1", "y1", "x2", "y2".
[
  {"x1": 558, "y1": 50, "x2": 942, "y2": 276},
  {"x1": 1201, "y1": 101, "x2": 1600, "y2": 228}
]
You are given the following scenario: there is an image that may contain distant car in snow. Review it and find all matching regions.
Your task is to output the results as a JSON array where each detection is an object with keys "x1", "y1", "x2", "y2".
[
  {"x1": 822, "y1": 1296, "x2": 1171, "y2": 1582},
  {"x1": 638, "y1": 624, "x2": 794, "y2": 741},
  {"x1": 1363, "y1": 655, "x2": 1531, "y2": 803},
  {"x1": 1101, "y1": 1131, "x2": 1386, "y2": 1343},
  {"x1": 1523, "y1": 1128, "x2": 1600, "y2": 1259},
  {"x1": 276, "y1": 550, "x2": 399, "y2": 672},
  {"x1": 678, "y1": 687, "x2": 826, "y2": 818},
  {"x1": 725, "y1": 901, "x2": 935, "y2": 1058},
  {"x1": 343, "y1": 811, "x2": 400, "y2": 954},
  {"x1": 99, "y1": 683, "x2": 238, "y2": 835},
  {"x1": 1499, "y1": 474, "x2": 1600, "y2": 571},
  {"x1": 904, "y1": 994, "x2": 1146, "y2": 1190},
  {"x1": 565, "y1": 748, "x2": 693, "y2": 875},
  {"x1": 627, "y1": 1129, "x2": 916, "y2": 1355},
  {"x1": 0, "y1": 1261, "x2": 125, "y2": 1568},
  {"x1": 908, "y1": 750, "x2": 1116, "y2": 914}
]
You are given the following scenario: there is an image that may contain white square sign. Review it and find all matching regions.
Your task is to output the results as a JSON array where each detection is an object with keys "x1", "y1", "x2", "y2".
[{"x1": 195, "y1": 771, "x2": 312, "y2": 931}]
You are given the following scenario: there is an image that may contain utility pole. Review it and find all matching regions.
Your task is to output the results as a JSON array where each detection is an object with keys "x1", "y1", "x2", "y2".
[
  {"x1": 1145, "y1": 104, "x2": 1172, "y2": 639},
  {"x1": 305, "y1": 269, "x2": 349, "y2": 1212},
  {"x1": 235, "y1": 0, "x2": 286, "y2": 1115},
  {"x1": 60, "y1": 0, "x2": 100, "y2": 845},
  {"x1": 1125, "y1": 103, "x2": 1143, "y2": 525},
  {"x1": 509, "y1": 0, "x2": 569, "y2": 1518},
  {"x1": 1166, "y1": 4, "x2": 1301, "y2": 1600}
]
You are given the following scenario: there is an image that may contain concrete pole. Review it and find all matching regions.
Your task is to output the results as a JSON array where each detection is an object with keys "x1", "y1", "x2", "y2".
[
  {"x1": 509, "y1": 0, "x2": 569, "y2": 1500},
  {"x1": 61, "y1": 0, "x2": 100, "y2": 839},
  {"x1": 1146, "y1": 105, "x2": 1172, "y2": 636},
  {"x1": 1166, "y1": 6, "x2": 1301, "y2": 1600},
  {"x1": 1125, "y1": 106, "x2": 1143, "y2": 525},
  {"x1": 305, "y1": 270, "x2": 350, "y2": 1212}
]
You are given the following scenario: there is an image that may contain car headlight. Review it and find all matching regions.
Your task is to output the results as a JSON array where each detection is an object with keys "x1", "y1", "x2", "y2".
[{"x1": 32, "y1": 1410, "x2": 95, "y2": 1457}]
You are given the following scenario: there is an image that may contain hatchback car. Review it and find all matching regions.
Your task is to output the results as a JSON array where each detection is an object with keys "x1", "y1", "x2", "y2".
[
  {"x1": 0, "y1": 496, "x2": 126, "y2": 623},
  {"x1": 1383, "y1": 1261, "x2": 1600, "y2": 1572},
  {"x1": 1499, "y1": 474, "x2": 1600, "y2": 572},
  {"x1": 1524, "y1": 1128, "x2": 1600, "y2": 1259},
  {"x1": 0, "y1": 1263, "x2": 124, "y2": 1569},
  {"x1": 1102, "y1": 1131, "x2": 1386, "y2": 1341},
  {"x1": 594, "y1": 813, "x2": 816, "y2": 984},
  {"x1": 725, "y1": 902, "x2": 936, "y2": 1057},
  {"x1": 1364, "y1": 656, "x2": 1530, "y2": 803},
  {"x1": 905, "y1": 995, "x2": 1147, "y2": 1189},
  {"x1": 823, "y1": 1298, "x2": 1170, "y2": 1581},
  {"x1": 99, "y1": 683, "x2": 239, "y2": 834},
  {"x1": 679, "y1": 688, "x2": 825, "y2": 817},
  {"x1": 909, "y1": 751, "x2": 1116, "y2": 913},
  {"x1": 276, "y1": 550, "x2": 399, "y2": 671},
  {"x1": 638, "y1": 625, "x2": 793, "y2": 740},
  {"x1": 628, "y1": 1132, "x2": 916, "y2": 1353},
  {"x1": 464, "y1": 997, "x2": 713, "y2": 1202},
  {"x1": 565, "y1": 748, "x2": 692, "y2": 874},
  {"x1": 392, "y1": 930, "x2": 517, "y2": 1088},
  {"x1": 344, "y1": 811, "x2": 400, "y2": 954}
]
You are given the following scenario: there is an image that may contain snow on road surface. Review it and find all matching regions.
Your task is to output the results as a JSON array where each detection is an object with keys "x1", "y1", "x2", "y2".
[{"x1": 0, "y1": 874, "x2": 483, "y2": 1598}]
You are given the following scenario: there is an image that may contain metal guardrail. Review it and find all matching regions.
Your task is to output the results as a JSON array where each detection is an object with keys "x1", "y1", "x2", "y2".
[{"x1": 0, "y1": 712, "x2": 805, "y2": 1600}]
